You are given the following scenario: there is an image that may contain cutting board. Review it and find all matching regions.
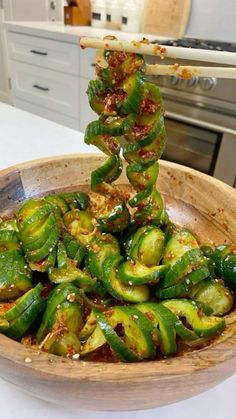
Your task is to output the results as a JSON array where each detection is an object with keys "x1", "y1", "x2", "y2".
[{"x1": 141, "y1": 0, "x2": 192, "y2": 38}]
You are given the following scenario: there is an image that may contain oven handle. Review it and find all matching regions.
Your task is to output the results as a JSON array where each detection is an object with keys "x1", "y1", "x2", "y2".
[{"x1": 166, "y1": 111, "x2": 236, "y2": 136}]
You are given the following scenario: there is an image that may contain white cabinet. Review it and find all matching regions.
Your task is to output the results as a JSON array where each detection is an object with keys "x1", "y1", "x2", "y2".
[
  {"x1": 7, "y1": 27, "x2": 99, "y2": 132},
  {"x1": 8, "y1": 32, "x2": 79, "y2": 75},
  {"x1": 0, "y1": 0, "x2": 65, "y2": 105},
  {"x1": 0, "y1": 7, "x2": 10, "y2": 103},
  {"x1": 4, "y1": 0, "x2": 64, "y2": 22},
  {"x1": 11, "y1": 61, "x2": 79, "y2": 117},
  {"x1": 14, "y1": 98, "x2": 79, "y2": 130},
  {"x1": 8, "y1": 31, "x2": 80, "y2": 129}
]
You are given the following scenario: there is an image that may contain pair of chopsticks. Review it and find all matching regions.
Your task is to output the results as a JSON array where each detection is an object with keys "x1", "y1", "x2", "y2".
[{"x1": 80, "y1": 37, "x2": 236, "y2": 80}]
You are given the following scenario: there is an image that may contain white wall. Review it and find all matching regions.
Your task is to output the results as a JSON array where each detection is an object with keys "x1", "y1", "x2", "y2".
[{"x1": 186, "y1": 0, "x2": 236, "y2": 42}]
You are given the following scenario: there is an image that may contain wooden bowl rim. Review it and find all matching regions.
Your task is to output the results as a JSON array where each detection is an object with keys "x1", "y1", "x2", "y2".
[
  {"x1": 1, "y1": 153, "x2": 236, "y2": 382},
  {"x1": 1, "y1": 152, "x2": 236, "y2": 197}
]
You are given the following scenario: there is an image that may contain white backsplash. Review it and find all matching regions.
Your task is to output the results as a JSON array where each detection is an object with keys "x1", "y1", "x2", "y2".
[{"x1": 186, "y1": 0, "x2": 236, "y2": 42}]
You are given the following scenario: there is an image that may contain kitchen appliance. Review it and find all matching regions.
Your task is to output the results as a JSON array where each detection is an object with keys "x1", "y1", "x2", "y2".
[{"x1": 148, "y1": 38, "x2": 236, "y2": 188}]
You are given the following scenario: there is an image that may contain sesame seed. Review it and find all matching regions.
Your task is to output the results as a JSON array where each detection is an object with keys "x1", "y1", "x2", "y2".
[
  {"x1": 133, "y1": 315, "x2": 139, "y2": 320},
  {"x1": 128, "y1": 281, "x2": 133, "y2": 286},
  {"x1": 72, "y1": 353, "x2": 80, "y2": 360},
  {"x1": 24, "y1": 357, "x2": 32, "y2": 364},
  {"x1": 67, "y1": 293, "x2": 76, "y2": 302}
]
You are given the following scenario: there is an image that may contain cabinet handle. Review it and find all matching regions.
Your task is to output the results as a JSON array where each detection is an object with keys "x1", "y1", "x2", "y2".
[
  {"x1": 33, "y1": 84, "x2": 50, "y2": 92},
  {"x1": 91, "y1": 63, "x2": 96, "y2": 67},
  {"x1": 30, "y1": 49, "x2": 48, "y2": 56}
]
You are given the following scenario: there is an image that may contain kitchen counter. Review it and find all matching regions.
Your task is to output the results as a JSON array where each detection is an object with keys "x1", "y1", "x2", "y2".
[
  {"x1": 1, "y1": 102, "x2": 236, "y2": 418},
  {"x1": 4, "y1": 21, "x2": 169, "y2": 44}
]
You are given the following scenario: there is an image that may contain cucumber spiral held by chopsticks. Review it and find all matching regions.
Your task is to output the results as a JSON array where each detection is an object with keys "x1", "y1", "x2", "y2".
[
  {"x1": 85, "y1": 47, "x2": 168, "y2": 231},
  {"x1": 123, "y1": 81, "x2": 168, "y2": 226}
]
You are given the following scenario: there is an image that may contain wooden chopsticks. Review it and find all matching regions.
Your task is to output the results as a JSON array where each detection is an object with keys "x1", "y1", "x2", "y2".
[
  {"x1": 80, "y1": 37, "x2": 236, "y2": 80},
  {"x1": 146, "y1": 65, "x2": 236, "y2": 79}
]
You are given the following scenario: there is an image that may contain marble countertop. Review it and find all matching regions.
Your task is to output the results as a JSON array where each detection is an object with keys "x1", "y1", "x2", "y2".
[
  {"x1": 0, "y1": 102, "x2": 236, "y2": 419},
  {"x1": 4, "y1": 21, "x2": 170, "y2": 44}
]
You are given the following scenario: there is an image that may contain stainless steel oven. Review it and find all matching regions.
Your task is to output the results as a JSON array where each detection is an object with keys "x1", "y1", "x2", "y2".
[
  {"x1": 148, "y1": 38, "x2": 236, "y2": 188},
  {"x1": 163, "y1": 118, "x2": 221, "y2": 175}
]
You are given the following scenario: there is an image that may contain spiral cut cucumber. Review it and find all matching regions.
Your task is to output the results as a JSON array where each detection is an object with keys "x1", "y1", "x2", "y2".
[
  {"x1": 80, "y1": 299, "x2": 225, "y2": 361},
  {"x1": 85, "y1": 47, "x2": 168, "y2": 232}
]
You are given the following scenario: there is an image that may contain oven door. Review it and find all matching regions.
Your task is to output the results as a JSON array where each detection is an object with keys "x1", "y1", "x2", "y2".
[{"x1": 163, "y1": 118, "x2": 222, "y2": 175}]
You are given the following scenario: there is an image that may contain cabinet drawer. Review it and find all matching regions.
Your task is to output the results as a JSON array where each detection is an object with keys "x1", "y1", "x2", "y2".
[
  {"x1": 14, "y1": 98, "x2": 80, "y2": 131},
  {"x1": 7, "y1": 32, "x2": 79, "y2": 75},
  {"x1": 11, "y1": 61, "x2": 79, "y2": 118},
  {"x1": 79, "y1": 48, "x2": 96, "y2": 80}
]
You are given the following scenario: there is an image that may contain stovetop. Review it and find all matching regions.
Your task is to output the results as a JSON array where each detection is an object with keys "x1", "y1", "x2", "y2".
[{"x1": 152, "y1": 38, "x2": 236, "y2": 52}]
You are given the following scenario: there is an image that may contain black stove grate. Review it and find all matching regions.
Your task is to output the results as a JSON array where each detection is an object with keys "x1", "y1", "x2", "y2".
[{"x1": 152, "y1": 38, "x2": 236, "y2": 52}]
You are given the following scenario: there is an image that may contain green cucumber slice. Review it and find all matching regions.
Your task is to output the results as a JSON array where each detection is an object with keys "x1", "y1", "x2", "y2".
[
  {"x1": 3, "y1": 283, "x2": 43, "y2": 322},
  {"x1": 136, "y1": 302, "x2": 177, "y2": 355},
  {"x1": 137, "y1": 227, "x2": 165, "y2": 266},
  {"x1": 63, "y1": 234, "x2": 87, "y2": 266},
  {"x1": 163, "y1": 299, "x2": 225, "y2": 338},
  {"x1": 118, "y1": 260, "x2": 168, "y2": 285},
  {"x1": 161, "y1": 248, "x2": 204, "y2": 288},
  {"x1": 88, "y1": 234, "x2": 120, "y2": 280},
  {"x1": 102, "y1": 255, "x2": 150, "y2": 302},
  {"x1": 158, "y1": 264, "x2": 210, "y2": 299}
]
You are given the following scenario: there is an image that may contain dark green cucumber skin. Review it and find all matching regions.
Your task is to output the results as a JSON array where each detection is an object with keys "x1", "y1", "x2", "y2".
[
  {"x1": 161, "y1": 248, "x2": 203, "y2": 288},
  {"x1": 163, "y1": 299, "x2": 225, "y2": 338},
  {"x1": 190, "y1": 278, "x2": 234, "y2": 316},
  {"x1": 63, "y1": 234, "x2": 87, "y2": 266},
  {"x1": 2, "y1": 283, "x2": 45, "y2": 341},
  {"x1": 136, "y1": 302, "x2": 177, "y2": 355},
  {"x1": 157, "y1": 265, "x2": 210, "y2": 299},
  {"x1": 93, "y1": 308, "x2": 140, "y2": 362},
  {"x1": 211, "y1": 245, "x2": 236, "y2": 290},
  {"x1": 118, "y1": 72, "x2": 144, "y2": 114},
  {"x1": 102, "y1": 255, "x2": 150, "y2": 303},
  {"x1": 36, "y1": 283, "x2": 83, "y2": 343},
  {"x1": 93, "y1": 305, "x2": 155, "y2": 361},
  {"x1": 87, "y1": 235, "x2": 119, "y2": 280},
  {"x1": 0, "y1": 249, "x2": 32, "y2": 301},
  {"x1": 118, "y1": 305, "x2": 156, "y2": 359},
  {"x1": 3, "y1": 283, "x2": 43, "y2": 322}
]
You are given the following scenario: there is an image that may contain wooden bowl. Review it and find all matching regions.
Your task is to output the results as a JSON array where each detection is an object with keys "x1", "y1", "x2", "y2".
[{"x1": 0, "y1": 154, "x2": 236, "y2": 411}]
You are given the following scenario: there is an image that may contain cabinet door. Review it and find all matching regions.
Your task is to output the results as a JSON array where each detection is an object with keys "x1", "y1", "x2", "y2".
[
  {"x1": 79, "y1": 77, "x2": 97, "y2": 132},
  {"x1": 0, "y1": 8, "x2": 10, "y2": 103},
  {"x1": 4, "y1": 0, "x2": 64, "y2": 21}
]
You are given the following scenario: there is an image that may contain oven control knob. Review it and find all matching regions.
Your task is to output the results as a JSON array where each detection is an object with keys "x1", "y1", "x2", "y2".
[
  {"x1": 186, "y1": 76, "x2": 199, "y2": 87},
  {"x1": 170, "y1": 75, "x2": 180, "y2": 85},
  {"x1": 200, "y1": 77, "x2": 217, "y2": 91}
]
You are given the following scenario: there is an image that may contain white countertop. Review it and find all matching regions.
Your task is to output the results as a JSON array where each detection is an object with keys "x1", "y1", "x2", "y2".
[
  {"x1": 1, "y1": 102, "x2": 236, "y2": 419},
  {"x1": 4, "y1": 21, "x2": 170, "y2": 44}
]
